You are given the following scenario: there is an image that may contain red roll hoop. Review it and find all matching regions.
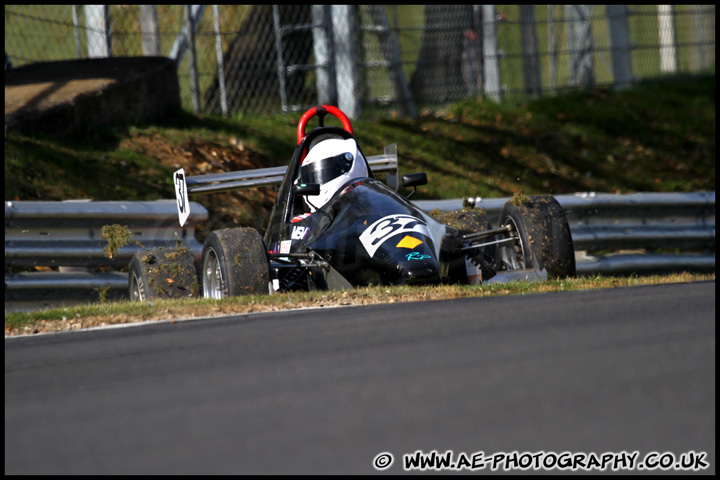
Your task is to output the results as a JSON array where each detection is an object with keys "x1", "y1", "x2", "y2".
[{"x1": 296, "y1": 105, "x2": 353, "y2": 145}]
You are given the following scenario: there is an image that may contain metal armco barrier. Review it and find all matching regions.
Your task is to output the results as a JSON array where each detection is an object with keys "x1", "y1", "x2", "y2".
[
  {"x1": 4, "y1": 192, "x2": 715, "y2": 311},
  {"x1": 416, "y1": 191, "x2": 715, "y2": 275},
  {"x1": 5, "y1": 200, "x2": 207, "y2": 311}
]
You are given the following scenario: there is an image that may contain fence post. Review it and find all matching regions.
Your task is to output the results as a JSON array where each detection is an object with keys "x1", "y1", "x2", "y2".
[
  {"x1": 547, "y1": 5, "x2": 558, "y2": 94},
  {"x1": 690, "y1": 5, "x2": 714, "y2": 72},
  {"x1": 469, "y1": 5, "x2": 484, "y2": 96},
  {"x1": 700, "y1": 6, "x2": 715, "y2": 70},
  {"x1": 84, "y1": 5, "x2": 111, "y2": 58},
  {"x1": 368, "y1": 5, "x2": 417, "y2": 119},
  {"x1": 482, "y1": 5, "x2": 502, "y2": 102},
  {"x1": 311, "y1": 5, "x2": 337, "y2": 106},
  {"x1": 658, "y1": 5, "x2": 677, "y2": 73},
  {"x1": 566, "y1": 5, "x2": 595, "y2": 89},
  {"x1": 607, "y1": 5, "x2": 633, "y2": 90},
  {"x1": 211, "y1": 5, "x2": 228, "y2": 116},
  {"x1": 168, "y1": 5, "x2": 206, "y2": 65},
  {"x1": 71, "y1": 6, "x2": 83, "y2": 59},
  {"x1": 332, "y1": 5, "x2": 360, "y2": 119},
  {"x1": 519, "y1": 5, "x2": 541, "y2": 97},
  {"x1": 139, "y1": 5, "x2": 160, "y2": 57},
  {"x1": 184, "y1": 5, "x2": 201, "y2": 114},
  {"x1": 272, "y1": 5, "x2": 289, "y2": 113}
]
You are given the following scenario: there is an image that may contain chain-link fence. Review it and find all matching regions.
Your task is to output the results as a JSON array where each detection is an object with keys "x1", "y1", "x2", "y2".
[{"x1": 5, "y1": 5, "x2": 715, "y2": 119}]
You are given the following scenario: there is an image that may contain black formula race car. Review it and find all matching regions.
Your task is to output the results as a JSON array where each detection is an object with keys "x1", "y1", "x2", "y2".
[{"x1": 128, "y1": 105, "x2": 575, "y2": 301}]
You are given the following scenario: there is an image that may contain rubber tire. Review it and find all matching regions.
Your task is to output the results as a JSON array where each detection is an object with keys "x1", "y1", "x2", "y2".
[
  {"x1": 201, "y1": 228, "x2": 270, "y2": 299},
  {"x1": 497, "y1": 195, "x2": 576, "y2": 279},
  {"x1": 128, "y1": 248, "x2": 200, "y2": 301}
]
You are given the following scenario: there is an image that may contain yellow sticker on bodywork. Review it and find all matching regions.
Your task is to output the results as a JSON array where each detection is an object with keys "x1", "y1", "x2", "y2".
[{"x1": 396, "y1": 235, "x2": 423, "y2": 249}]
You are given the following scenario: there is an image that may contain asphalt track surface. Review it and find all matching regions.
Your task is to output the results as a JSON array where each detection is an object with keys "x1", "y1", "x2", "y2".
[{"x1": 5, "y1": 281, "x2": 715, "y2": 474}]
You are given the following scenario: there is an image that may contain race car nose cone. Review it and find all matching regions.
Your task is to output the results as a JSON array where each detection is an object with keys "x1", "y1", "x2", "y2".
[{"x1": 396, "y1": 258, "x2": 440, "y2": 285}]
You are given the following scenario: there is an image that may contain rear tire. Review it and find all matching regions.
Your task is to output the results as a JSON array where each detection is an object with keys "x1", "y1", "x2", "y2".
[
  {"x1": 201, "y1": 228, "x2": 270, "y2": 299},
  {"x1": 128, "y1": 248, "x2": 199, "y2": 301},
  {"x1": 497, "y1": 195, "x2": 576, "y2": 278}
]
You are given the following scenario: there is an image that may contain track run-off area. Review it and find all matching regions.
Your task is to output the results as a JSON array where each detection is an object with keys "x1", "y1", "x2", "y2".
[{"x1": 5, "y1": 281, "x2": 715, "y2": 474}]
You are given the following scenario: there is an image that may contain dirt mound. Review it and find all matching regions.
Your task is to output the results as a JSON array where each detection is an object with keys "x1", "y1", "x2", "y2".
[
  {"x1": 5, "y1": 57, "x2": 277, "y2": 237},
  {"x1": 120, "y1": 132, "x2": 277, "y2": 238},
  {"x1": 5, "y1": 56, "x2": 179, "y2": 137}
]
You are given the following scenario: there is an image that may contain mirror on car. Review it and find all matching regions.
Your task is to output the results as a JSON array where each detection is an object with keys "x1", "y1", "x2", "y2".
[
  {"x1": 401, "y1": 173, "x2": 427, "y2": 188},
  {"x1": 294, "y1": 183, "x2": 321, "y2": 196},
  {"x1": 401, "y1": 173, "x2": 427, "y2": 199}
]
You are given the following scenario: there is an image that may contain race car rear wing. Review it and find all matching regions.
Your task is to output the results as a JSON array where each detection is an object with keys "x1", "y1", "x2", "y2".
[
  {"x1": 173, "y1": 144, "x2": 398, "y2": 226},
  {"x1": 367, "y1": 143, "x2": 398, "y2": 191}
]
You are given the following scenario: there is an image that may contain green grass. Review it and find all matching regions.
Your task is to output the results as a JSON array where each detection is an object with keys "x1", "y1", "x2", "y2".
[
  {"x1": 5, "y1": 273, "x2": 714, "y2": 335},
  {"x1": 6, "y1": 6, "x2": 715, "y2": 112},
  {"x1": 5, "y1": 73, "x2": 715, "y2": 206},
  {"x1": 3, "y1": 73, "x2": 715, "y2": 330}
]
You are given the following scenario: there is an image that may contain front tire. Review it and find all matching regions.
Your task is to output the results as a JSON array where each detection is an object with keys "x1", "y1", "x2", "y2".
[
  {"x1": 128, "y1": 248, "x2": 200, "y2": 301},
  {"x1": 201, "y1": 228, "x2": 270, "y2": 299},
  {"x1": 497, "y1": 195, "x2": 576, "y2": 279}
]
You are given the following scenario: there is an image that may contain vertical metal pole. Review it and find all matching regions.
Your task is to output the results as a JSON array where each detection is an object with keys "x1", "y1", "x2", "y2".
[
  {"x1": 212, "y1": 5, "x2": 228, "y2": 116},
  {"x1": 333, "y1": 5, "x2": 360, "y2": 119},
  {"x1": 547, "y1": 5, "x2": 557, "y2": 94},
  {"x1": 690, "y1": 5, "x2": 712, "y2": 72},
  {"x1": 519, "y1": 5, "x2": 541, "y2": 97},
  {"x1": 698, "y1": 5, "x2": 715, "y2": 71},
  {"x1": 272, "y1": 5, "x2": 289, "y2": 113},
  {"x1": 169, "y1": 5, "x2": 206, "y2": 65},
  {"x1": 699, "y1": 5, "x2": 716, "y2": 70},
  {"x1": 658, "y1": 5, "x2": 677, "y2": 73},
  {"x1": 482, "y1": 5, "x2": 502, "y2": 102},
  {"x1": 84, "y1": 5, "x2": 111, "y2": 58},
  {"x1": 184, "y1": 5, "x2": 201, "y2": 114},
  {"x1": 71, "y1": 5, "x2": 83, "y2": 59},
  {"x1": 368, "y1": 5, "x2": 416, "y2": 118},
  {"x1": 566, "y1": 5, "x2": 595, "y2": 89},
  {"x1": 139, "y1": 5, "x2": 160, "y2": 56},
  {"x1": 311, "y1": 5, "x2": 337, "y2": 106},
  {"x1": 607, "y1": 5, "x2": 633, "y2": 90},
  {"x1": 471, "y1": 5, "x2": 484, "y2": 96}
]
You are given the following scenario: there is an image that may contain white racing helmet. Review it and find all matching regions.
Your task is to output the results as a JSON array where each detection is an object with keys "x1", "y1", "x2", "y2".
[{"x1": 299, "y1": 138, "x2": 369, "y2": 212}]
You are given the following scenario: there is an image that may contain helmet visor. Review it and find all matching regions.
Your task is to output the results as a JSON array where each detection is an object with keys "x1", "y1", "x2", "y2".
[{"x1": 300, "y1": 152, "x2": 355, "y2": 185}]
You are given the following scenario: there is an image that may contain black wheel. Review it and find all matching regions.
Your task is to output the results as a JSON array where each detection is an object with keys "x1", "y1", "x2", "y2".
[
  {"x1": 201, "y1": 228, "x2": 270, "y2": 299},
  {"x1": 430, "y1": 208, "x2": 497, "y2": 282},
  {"x1": 497, "y1": 195, "x2": 576, "y2": 278},
  {"x1": 128, "y1": 248, "x2": 200, "y2": 301}
]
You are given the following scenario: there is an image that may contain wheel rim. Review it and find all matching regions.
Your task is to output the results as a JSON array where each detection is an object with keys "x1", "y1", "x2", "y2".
[
  {"x1": 500, "y1": 216, "x2": 527, "y2": 270},
  {"x1": 129, "y1": 271, "x2": 143, "y2": 301},
  {"x1": 203, "y1": 247, "x2": 224, "y2": 299}
]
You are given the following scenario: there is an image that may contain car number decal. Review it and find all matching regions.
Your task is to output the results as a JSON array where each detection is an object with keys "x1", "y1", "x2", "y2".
[
  {"x1": 359, "y1": 214, "x2": 431, "y2": 257},
  {"x1": 173, "y1": 168, "x2": 190, "y2": 227}
]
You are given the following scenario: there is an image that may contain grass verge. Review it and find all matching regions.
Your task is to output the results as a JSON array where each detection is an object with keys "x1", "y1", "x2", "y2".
[
  {"x1": 4, "y1": 73, "x2": 715, "y2": 331},
  {"x1": 5, "y1": 272, "x2": 714, "y2": 336}
]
